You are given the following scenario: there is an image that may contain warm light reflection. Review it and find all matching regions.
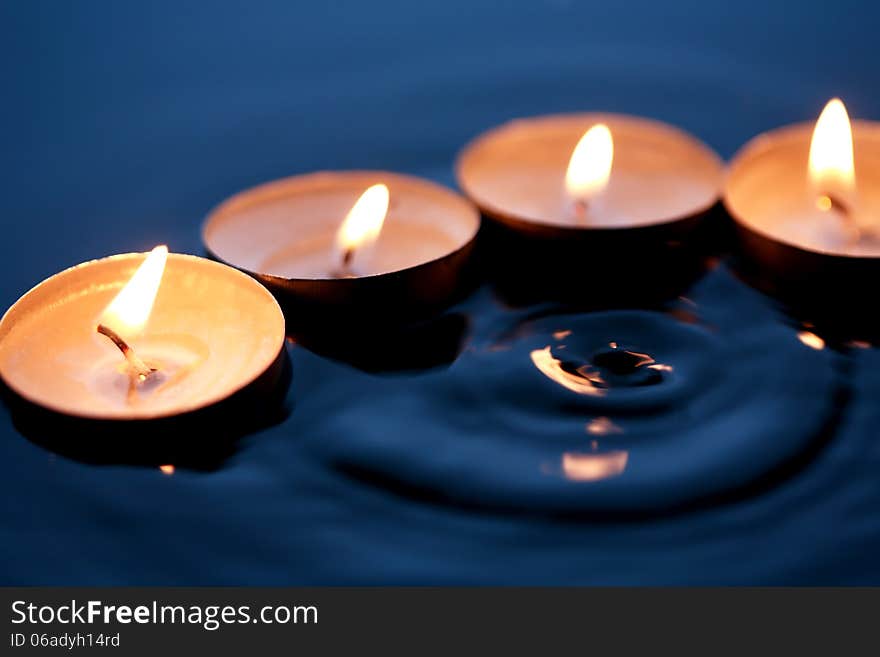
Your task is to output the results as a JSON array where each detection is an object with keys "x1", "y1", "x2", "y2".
[
  {"x1": 335, "y1": 183, "x2": 390, "y2": 256},
  {"x1": 562, "y1": 451, "x2": 628, "y2": 482},
  {"x1": 159, "y1": 464, "x2": 175, "y2": 475},
  {"x1": 798, "y1": 331, "x2": 826, "y2": 351},
  {"x1": 99, "y1": 246, "x2": 168, "y2": 338},
  {"x1": 565, "y1": 124, "x2": 613, "y2": 202},
  {"x1": 809, "y1": 98, "x2": 855, "y2": 207},
  {"x1": 620, "y1": 349, "x2": 655, "y2": 368},
  {"x1": 530, "y1": 346, "x2": 605, "y2": 396},
  {"x1": 586, "y1": 417, "x2": 623, "y2": 436}
]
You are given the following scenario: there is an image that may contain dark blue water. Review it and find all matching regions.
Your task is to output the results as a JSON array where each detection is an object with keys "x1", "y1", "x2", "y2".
[{"x1": 2, "y1": 0, "x2": 880, "y2": 584}]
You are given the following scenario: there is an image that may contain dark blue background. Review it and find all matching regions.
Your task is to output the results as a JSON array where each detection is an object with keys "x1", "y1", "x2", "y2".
[{"x1": 2, "y1": 1, "x2": 879, "y2": 584}]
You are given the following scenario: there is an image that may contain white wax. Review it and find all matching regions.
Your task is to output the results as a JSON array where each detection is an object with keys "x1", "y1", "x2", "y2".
[
  {"x1": 257, "y1": 221, "x2": 460, "y2": 279},
  {"x1": 83, "y1": 334, "x2": 209, "y2": 412}
]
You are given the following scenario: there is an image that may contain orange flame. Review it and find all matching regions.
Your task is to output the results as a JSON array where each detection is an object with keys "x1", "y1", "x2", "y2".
[
  {"x1": 809, "y1": 98, "x2": 855, "y2": 208},
  {"x1": 99, "y1": 246, "x2": 168, "y2": 338},
  {"x1": 335, "y1": 184, "x2": 390, "y2": 256},
  {"x1": 565, "y1": 124, "x2": 613, "y2": 202}
]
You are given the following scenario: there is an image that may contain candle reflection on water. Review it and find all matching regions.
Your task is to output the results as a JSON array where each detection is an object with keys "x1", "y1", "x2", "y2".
[
  {"x1": 561, "y1": 417, "x2": 628, "y2": 482},
  {"x1": 586, "y1": 417, "x2": 623, "y2": 436},
  {"x1": 530, "y1": 338, "x2": 673, "y2": 395},
  {"x1": 530, "y1": 345, "x2": 606, "y2": 396},
  {"x1": 798, "y1": 331, "x2": 826, "y2": 351},
  {"x1": 561, "y1": 451, "x2": 629, "y2": 482}
]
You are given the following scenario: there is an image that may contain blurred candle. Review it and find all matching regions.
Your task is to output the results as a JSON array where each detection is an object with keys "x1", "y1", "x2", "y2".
[
  {"x1": 456, "y1": 113, "x2": 723, "y2": 236},
  {"x1": 726, "y1": 97, "x2": 880, "y2": 257},
  {"x1": 203, "y1": 171, "x2": 480, "y2": 322},
  {"x1": 724, "y1": 97, "x2": 880, "y2": 329}
]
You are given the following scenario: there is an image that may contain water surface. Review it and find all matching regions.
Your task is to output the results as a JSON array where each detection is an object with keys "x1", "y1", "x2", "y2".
[{"x1": 2, "y1": 0, "x2": 879, "y2": 584}]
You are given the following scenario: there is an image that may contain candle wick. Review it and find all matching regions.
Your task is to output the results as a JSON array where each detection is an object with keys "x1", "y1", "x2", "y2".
[
  {"x1": 819, "y1": 193, "x2": 864, "y2": 244},
  {"x1": 330, "y1": 247, "x2": 358, "y2": 278},
  {"x1": 96, "y1": 324, "x2": 155, "y2": 379},
  {"x1": 572, "y1": 198, "x2": 589, "y2": 222},
  {"x1": 822, "y1": 193, "x2": 852, "y2": 218}
]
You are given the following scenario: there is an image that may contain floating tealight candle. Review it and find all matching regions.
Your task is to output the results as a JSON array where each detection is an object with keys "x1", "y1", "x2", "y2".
[
  {"x1": 455, "y1": 114, "x2": 723, "y2": 304},
  {"x1": 456, "y1": 113, "x2": 723, "y2": 235},
  {"x1": 725, "y1": 98, "x2": 880, "y2": 327},
  {"x1": 203, "y1": 171, "x2": 480, "y2": 323},
  {"x1": 726, "y1": 98, "x2": 880, "y2": 258},
  {"x1": 0, "y1": 248, "x2": 285, "y2": 420}
]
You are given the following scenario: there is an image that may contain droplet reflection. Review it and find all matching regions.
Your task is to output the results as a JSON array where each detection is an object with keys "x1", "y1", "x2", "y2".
[
  {"x1": 529, "y1": 346, "x2": 606, "y2": 396},
  {"x1": 531, "y1": 338, "x2": 672, "y2": 394},
  {"x1": 586, "y1": 417, "x2": 623, "y2": 435}
]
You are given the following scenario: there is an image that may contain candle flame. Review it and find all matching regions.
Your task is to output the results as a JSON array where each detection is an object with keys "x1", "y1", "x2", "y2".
[
  {"x1": 809, "y1": 98, "x2": 855, "y2": 206},
  {"x1": 335, "y1": 184, "x2": 390, "y2": 256},
  {"x1": 565, "y1": 124, "x2": 613, "y2": 202},
  {"x1": 561, "y1": 451, "x2": 628, "y2": 482},
  {"x1": 99, "y1": 245, "x2": 168, "y2": 338}
]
